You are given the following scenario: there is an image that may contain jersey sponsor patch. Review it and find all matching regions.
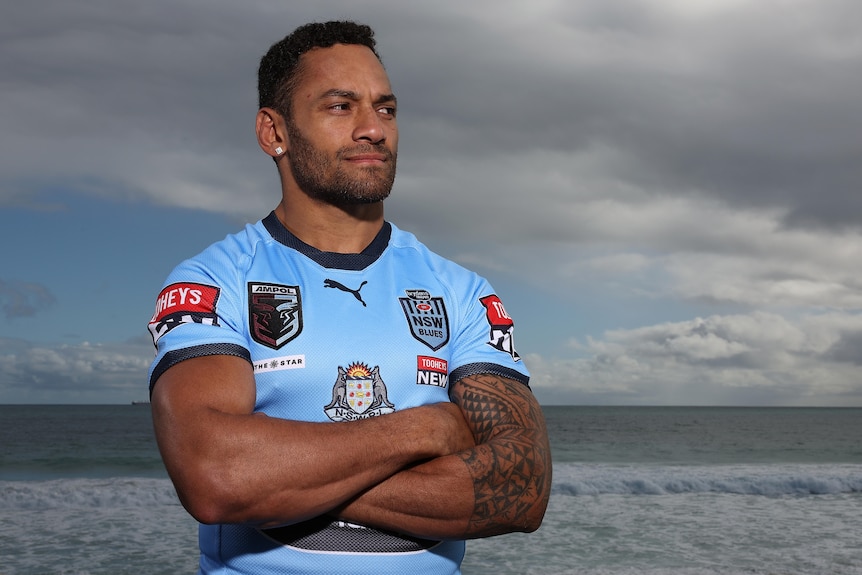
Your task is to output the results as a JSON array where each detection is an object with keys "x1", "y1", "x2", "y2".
[
  {"x1": 248, "y1": 282, "x2": 303, "y2": 350},
  {"x1": 252, "y1": 354, "x2": 306, "y2": 374},
  {"x1": 324, "y1": 362, "x2": 395, "y2": 421},
  {"x1": 416, "y1": 355, "x2": 449, "y2": 388},
  {"x1": 479, "y1": 294, "x2": 521, "y2": 362},
  {"x1": 148, "y1": 282, "x2": 220, "y2": 346},
  {"x1": 399, "y1": 289, "x2": 450, "y2": 351}
]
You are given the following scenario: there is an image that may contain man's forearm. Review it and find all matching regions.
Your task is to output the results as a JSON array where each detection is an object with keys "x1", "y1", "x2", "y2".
[
  {"x1": 452, "y1": 373, "x2": 552, "y2": 536},
  {"x1": 331, "y1": 453, "x2": 475, "y2": 540},
  {"x1": 333, "y1": 374, "x2": 553, "y2": 540},
  {"x1": 333, "y1": 428, "x2": 549, "y2": 540},
  {"x1": 152, "y1": 355, "x2": 475, "y2": 528}
]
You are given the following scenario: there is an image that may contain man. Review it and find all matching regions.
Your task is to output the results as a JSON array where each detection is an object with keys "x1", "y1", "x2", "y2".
[{"x1": 148, "y1": 20, "x2": 551, "y2": 575}]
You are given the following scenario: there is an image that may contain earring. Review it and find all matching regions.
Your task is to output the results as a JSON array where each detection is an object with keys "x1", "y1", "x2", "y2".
[{"x1": 274, "y1": 147, "x2": 284, "y2": 155}]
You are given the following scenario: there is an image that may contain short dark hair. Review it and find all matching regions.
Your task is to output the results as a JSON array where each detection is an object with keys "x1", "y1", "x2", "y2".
[{"x1": 258, "y1": 21, "x2": 381, "y2": 118}]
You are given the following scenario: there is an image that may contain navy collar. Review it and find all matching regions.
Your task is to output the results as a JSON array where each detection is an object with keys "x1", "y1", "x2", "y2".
[{"x1": 262, "y1": 211, "x2": 391, "y2": 271}]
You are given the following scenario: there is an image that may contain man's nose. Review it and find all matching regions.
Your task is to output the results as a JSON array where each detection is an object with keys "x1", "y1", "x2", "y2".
[{"x1": 352, "y1": 107, "x2": 386, "y2": 144}]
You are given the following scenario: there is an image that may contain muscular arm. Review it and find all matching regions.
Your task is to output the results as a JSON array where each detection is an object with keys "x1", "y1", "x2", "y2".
[
  {"x1": 150, "y1": 354, "x2": 474, "y2": 528},
  {"x1": 333, "y1": 373, "x2": 552, "y2": 539}
]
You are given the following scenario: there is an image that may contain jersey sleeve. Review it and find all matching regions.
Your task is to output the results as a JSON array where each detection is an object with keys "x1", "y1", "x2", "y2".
[
  {"x1": 447, "y1": 274, "x2": 530, "y2": 388},
  {"x1": 146, "y1": 241, "x2": 251, "y2": 395}
]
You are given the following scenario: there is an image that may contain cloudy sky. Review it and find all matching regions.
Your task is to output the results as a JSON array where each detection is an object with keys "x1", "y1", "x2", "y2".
[{"x1": 2, "y1": 0, "x2": 861, "y2": 405}]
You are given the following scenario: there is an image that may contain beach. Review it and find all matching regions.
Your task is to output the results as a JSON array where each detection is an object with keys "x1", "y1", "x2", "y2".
[{"x1": 1, "y1": 405, "x2": 860, "y2": 574}]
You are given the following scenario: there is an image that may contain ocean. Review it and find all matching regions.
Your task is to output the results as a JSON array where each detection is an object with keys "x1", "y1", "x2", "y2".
[{"x1": 1, "y1": 404, "x2": 860, "y2": 575}]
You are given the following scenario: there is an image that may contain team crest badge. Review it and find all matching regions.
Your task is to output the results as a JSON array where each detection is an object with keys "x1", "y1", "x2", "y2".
[
  {"x1": 324, "y1": 363, "x2": 395, "y2": 422},
  {"x1": 399, "y1": 289, "x2": 450, "y2": 351},
  {"x1": 248, "y1": 282, "x2": 303, "y2": 350}
]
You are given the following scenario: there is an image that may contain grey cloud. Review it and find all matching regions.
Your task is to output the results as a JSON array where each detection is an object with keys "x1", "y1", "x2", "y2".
[
  {"x1": 393, "y1": 1, "x2": 862, "y2": 231},
  {"x1": 0, "y1": 279, "x2": 56, "y2": 319},
  {"x1": 526, "y1": 311, "x2": 862, "y2": 406},
  {"x1": 0, "y1": 337, "x2": 153, "y2": 403},
  {"x1": 3, "y1": 0, "x2": 862, "y2": 406},
  {"x1": 5, "y1": 0, "x2": 862, "y2": 231},
  {"x1": 825, "y1": 330, "x2": 862, "y2": 365}
]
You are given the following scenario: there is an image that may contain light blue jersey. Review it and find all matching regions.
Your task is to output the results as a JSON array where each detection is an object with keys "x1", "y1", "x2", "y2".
[{"x1": 148, "y1": 212, "x2": 529, "y2": 575}]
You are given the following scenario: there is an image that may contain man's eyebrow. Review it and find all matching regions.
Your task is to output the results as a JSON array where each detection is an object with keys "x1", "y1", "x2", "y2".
[
  {"x1": 320, "y1": 89, "x2": 397, "y2": 105},
  {"x1": 321, "y1": 89, "x2": 359, "y2": 100},
  {"x1": 377, "y1": 93, "x2": 397, "y2": 107}
]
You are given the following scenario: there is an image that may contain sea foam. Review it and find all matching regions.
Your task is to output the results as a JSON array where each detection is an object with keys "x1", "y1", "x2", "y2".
[
  {"x1": 0, "y1": 477, "x2": 181, "y2": 510},
  {"x1": 551, "y1": 462, "x2": 862, "y2": 496}
]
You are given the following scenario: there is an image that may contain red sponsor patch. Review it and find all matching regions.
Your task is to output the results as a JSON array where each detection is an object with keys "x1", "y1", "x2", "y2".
[
  {"x1": 479, "y1": 294, "x2": 513, "y2": 327},
  {"x1": 417, "y1": 356, "x2": 448, "y2": 374},
  {"x1": 150, "y1": 282, "x2": 220, "y2": 323},
  {"x1": 416, "y1": 356, "x2": 449, "y2": 388},
  {"x1": 479, "y1": 294, "x2": 521, "y2": 362}
]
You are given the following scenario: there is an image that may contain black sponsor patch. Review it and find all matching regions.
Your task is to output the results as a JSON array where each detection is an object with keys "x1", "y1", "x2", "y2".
[{"x1": 248, "y1": 282, "x2": 302, "y2": 350}]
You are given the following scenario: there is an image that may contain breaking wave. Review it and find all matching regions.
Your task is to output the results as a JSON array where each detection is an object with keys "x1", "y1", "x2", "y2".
[
  {"x1": 552, "y1": 462, "x2": 862, "y2": 496},
  {"x1": 4, "y1": 463, "x2": 860, "y2": 513},
  {"x1": 0, "y1": 477, "x2": 181, "y2": 510}
]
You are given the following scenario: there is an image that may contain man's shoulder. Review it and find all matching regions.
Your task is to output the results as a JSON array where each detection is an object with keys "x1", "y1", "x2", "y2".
[
  {"x1": 387, "y1": 223, "x2": 475, "y2": 277},
  {"x1": 168, "y1": 219, "x2": 273, "y2": 281},
  {"x1": 196, "y1": 219, "x2": 272, "y2": 259}
]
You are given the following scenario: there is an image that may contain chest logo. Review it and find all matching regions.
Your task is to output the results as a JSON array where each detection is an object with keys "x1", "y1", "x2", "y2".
[
  {"x1": 248, "y1": 282, "x2": 303, "y2": 350},
  {"x1": 399, "y1": 289, "x2": 450, "y2": 351},
  {"x1": 324, "y1": 279, "x2": 368, "y2": 307},
  {"x1": 324, "y1": 363, "x2": 395, "y2": 421}
]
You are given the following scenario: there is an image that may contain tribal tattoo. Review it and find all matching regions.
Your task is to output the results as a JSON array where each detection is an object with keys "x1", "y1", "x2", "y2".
[{"x1": 450, "y1": 374, "x2": 552, "y2": 537}]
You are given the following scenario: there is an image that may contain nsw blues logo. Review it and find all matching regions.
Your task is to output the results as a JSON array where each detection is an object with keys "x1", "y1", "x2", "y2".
[
  {"x1": 248, "y1": 282, "x2": 303, "y2": 350},
  {"x1": 399, "y1": 289, "x2": 450, "y2": 351}
]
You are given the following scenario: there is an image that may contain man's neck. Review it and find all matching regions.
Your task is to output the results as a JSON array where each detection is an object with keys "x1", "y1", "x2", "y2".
[{"x1": 273, "y1": 196, "x2": 385, "y2": 254}]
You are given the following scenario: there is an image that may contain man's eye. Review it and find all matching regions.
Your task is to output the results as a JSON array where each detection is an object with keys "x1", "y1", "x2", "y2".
[
  {"x1": 331, "y1": 103, "x2": 350, "y2": 111},
  {"x1": 378, "y1": 106, "x2": 396, "y2": 117}
]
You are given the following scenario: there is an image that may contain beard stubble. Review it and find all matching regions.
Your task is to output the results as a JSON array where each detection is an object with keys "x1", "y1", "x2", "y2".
[{"x1": 286, "y1": 120, "x2": 397, "y2": 206}]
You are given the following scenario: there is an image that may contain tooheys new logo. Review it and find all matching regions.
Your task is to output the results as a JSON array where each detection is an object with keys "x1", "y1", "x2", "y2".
[
  {"x1": 480, "y1": 294, "x2": 521, "y2": 362},
  {"x1": 148, "y1": 282, "x2": 221, "y2": 346},
  {"x1": 416, "y1": 356, "x2": 448, "y2": 388}
]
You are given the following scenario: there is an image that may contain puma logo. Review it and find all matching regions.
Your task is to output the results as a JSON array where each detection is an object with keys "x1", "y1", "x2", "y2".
[{"x1": 324, "y1": 279, "x2": 368, "y2": 307}]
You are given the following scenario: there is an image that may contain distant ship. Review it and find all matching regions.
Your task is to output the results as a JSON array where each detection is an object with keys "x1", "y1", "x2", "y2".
[{"x1": 131, "y1": 400, "x2": 151, "y2": 406}]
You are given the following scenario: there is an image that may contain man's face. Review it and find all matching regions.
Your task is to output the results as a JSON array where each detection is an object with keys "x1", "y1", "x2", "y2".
[{"x1": 284, "y1": 44, "x2": 398, "y2": 206}]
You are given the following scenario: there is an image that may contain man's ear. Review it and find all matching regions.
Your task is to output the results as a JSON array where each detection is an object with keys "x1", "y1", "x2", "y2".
[{"x1": 256, "y1": 107, "x2": 287, "y2": 159}]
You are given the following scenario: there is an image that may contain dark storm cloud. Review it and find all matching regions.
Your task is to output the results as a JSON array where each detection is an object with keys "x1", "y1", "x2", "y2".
[
  {"x1": 389, "y1": 1, "x2": 862, "y2": 230},
  {"x1": 5, "y1": 0, "x2": 860, "y2": 230}
]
